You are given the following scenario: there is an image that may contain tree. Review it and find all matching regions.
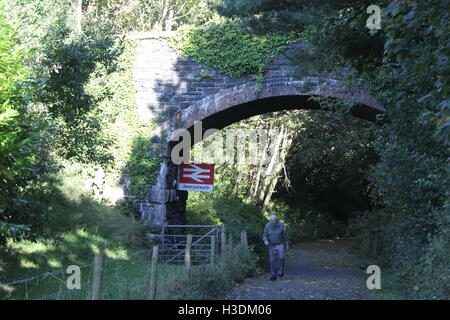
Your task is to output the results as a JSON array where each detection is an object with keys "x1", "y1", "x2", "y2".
[
  {"x1": 214, "y1": 0, "x2": 449, "y2": 298},
  {"x1": 0, "y1": 9, "x2": 40, "y2": 239}
]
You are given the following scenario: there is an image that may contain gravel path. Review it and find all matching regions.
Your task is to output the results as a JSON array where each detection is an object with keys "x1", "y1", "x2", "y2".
[{"x1": 225, "y1": 239, "x2": 372, "y2": 300}]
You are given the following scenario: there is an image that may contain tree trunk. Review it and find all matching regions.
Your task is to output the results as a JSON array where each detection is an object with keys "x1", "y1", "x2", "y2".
[
  {"x1": 75, "y1": 0, "x2": 83, "y2": 33},
  {"x1": 261, "y1": 129, "x2": 291, "y2": 213},
  {"x1": 252, "y1": 129, "x2": 269, "y2": 199},
  {"x1": 258, "y1": 126, "x2": 284, "y2": 203},
  {"x1": 165, "y1": 1, "x2": 175, "y2": 31}
]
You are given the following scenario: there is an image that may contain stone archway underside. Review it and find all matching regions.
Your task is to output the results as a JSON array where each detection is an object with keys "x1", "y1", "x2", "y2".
[{"x1": 132, "y1": 34, "x2": 384, "y2": 228}]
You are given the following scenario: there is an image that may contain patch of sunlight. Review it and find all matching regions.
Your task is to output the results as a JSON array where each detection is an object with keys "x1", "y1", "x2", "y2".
[
  {"x1": 104, "y1": 248, "x2": 128, "y2": 260},
  {"x1": 63, "y1": 232, "x2": 79, "y2": 243},
  {"x1": 0, "y1": 258, "x2": 5, "y2": 273},
  {"x1": 58, "y1": 169, "x2": 85, "y2": 202},
  {"x1": 74, "y1": 229, "x2": 90, "y2": 239},
  {"x1": 102, "y1": 185, "x2": 125, "y2": 205},
  {"x1": 90, "y1": 244, "x2": 100, "y2": 255},
  {"x1": 20, "y1": 258, "x2": 38, "y2": 269},
  {"x1": 47, "y1": 258, "x2": 62, "y2": 268},
  {"x1": 8, "y1": 240, "x2": 50, "y2": 254},
  {"x1": 94, "y1": 236, "x2": 109, "y2": 245},
  {"x1": 0, "y1": 285, "x2": 15, "y2": 297}
]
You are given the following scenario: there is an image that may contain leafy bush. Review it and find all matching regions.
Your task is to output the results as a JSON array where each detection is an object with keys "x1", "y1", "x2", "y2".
[
  {"x1": 162, "y1": 244, "x2": 258, "y2": 299},
  {"x1": 187, "y1": 192, "x2": 267, "y2": 266},
  {"x1": 83, "y1": 39, "x2": 160, "y2": 199},
  {"x1": 0, "y1": 165, "x2": 151, "y2": 298},
  {"x1": 222, "y1": 245, "x2": 259, "y2": 283},
  {"x1": 213, "y1": 0, "x2": 449, "y2": 299},
  {"x1": 170, "y1": 22, "x2": 308, "y2": 88},
  {"x1": 0, "y1": 8, "x2": 42, "y2": 240},
  {"x1": 274, "y1": 203, "x2": 347, "y2": 243}
]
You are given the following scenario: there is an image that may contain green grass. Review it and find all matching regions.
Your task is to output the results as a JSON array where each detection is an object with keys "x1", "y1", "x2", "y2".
[
  {"x1": 1, "y1": 250, "x2": 184, "y2": 300},
  {"x1": 1, "y1": 245, "x2": 257, "y2": 300},
  {"x1": 0, "y1": 164, "x2": 154, "y2": 300},
  {"x1": 367, "y1": 271, "x2": 406, "y2": 300},
  {"x1": 0, "y1": 153, "x2": 259, "y2": 300}
]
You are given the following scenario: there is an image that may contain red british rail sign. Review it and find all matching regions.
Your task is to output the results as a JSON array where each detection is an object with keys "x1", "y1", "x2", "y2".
[{"x1": 178, "y1": 163, "x2": 215, "y2": 192}]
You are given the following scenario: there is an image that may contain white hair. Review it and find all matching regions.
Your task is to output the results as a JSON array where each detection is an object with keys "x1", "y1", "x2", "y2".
[{"x1": 269, "y1": 215, "x2": 278, "y2": 221}]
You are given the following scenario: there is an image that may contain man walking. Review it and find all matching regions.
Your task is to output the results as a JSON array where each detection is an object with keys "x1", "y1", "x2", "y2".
[{"x1": 263, "y1": 215, "x2": 289, "y2": 281}]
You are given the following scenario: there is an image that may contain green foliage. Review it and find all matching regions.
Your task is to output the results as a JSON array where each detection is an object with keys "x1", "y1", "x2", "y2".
[
  {"x1": 92, "y1": 0, "x2": 218, "y2": 33},
  {"x1": 23, "y1": 167, "x2": 148, "y2": 247},
  {"x1": 189, "y1": 109, "x2": 376, "y2": 248},
  {"x1": 271, "y1": 200, "x2": 347, "y2": 243},
  {"x1": 0, "y1": 166, "x2": 151, "y2": 299},
  {"x1": 161, "y1": 245, "x2": 258, "y2": 299},
  {"x1": 170, "y1": 22, "x2": 307, "y2": 85},
  {"x1": 362, "y1": 1, "x2": 449, "y2": 299},
  {"x1": 1, "y1": 1, "x2": 160, "y2": 273},
  {"x1": 127, "y1": 136, "x2": 161, "y2": 198},
  {"x1": 187, "y1": 189, "x2": 267, "y2": 265},
  {"x1": 222, "y1": 245, "x2": 260, "y2": 283},
  {"x1": 38, "y1": 24, "x2": 121, "y2": 123},
  {"x1": 0, "y1": 8, "x2": 41, "y2": 237},
  {"x1": 36, "y1": 23, "x2": 123, "y2": 165},
  {"x1": 282, "y1": 109, "x2": 377, "y2": 222},
  {"x1": 215, "y1": 0, "x2": 449, "y2": 298},
  {"x1": 89, "y1": 40, "x2": 160, "y2": 198},
  {"x1": 5, "y1": 0, "x2": 126, "y2": 166},
  {"x1": 214, "y1": 0, "x2": 352, "y2": 35}
]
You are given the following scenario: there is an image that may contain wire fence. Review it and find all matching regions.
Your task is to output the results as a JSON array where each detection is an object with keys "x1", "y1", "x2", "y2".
[
  {"x1": 0, "y1": 224, "x2": 243, "y2": 300},
  {"x1": 0, "y1": 248, "x2": 155, "y2": 300}
]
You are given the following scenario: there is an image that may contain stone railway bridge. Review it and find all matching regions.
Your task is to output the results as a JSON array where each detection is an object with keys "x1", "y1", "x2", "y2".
[{"x1": 131, "y1": 33, "x2": 384, "y2": 229}]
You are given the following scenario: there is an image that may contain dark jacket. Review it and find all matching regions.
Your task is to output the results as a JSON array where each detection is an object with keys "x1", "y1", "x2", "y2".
[{"x1": 263, "y1": 222, "x2": 289, "y2": 248}]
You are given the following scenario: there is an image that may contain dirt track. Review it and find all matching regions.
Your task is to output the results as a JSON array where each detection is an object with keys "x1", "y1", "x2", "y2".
[{"x1": 225, "y1": 239, "x2": 373, "y2": 300}]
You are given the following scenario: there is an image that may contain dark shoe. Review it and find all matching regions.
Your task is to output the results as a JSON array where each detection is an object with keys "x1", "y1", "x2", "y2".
[
  {"x1": 278, "y1": 273, "x2": 284, "y2": 279},
  {"x1": 269, "y1": 275, "x2": 277, "y2": 281}
]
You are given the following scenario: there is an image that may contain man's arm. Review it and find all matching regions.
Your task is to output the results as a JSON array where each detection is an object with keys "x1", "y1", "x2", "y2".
[{"x1": 262, "y1": 224, "x2": 269, "y2": 245}]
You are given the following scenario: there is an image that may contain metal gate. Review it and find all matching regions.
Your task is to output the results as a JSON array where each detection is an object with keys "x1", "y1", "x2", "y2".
[{"x1": 159, "y1": 224, "x2": 221, "y2": 264}]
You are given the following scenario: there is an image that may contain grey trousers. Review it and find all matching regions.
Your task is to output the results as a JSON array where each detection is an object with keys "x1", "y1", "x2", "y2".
[{"x1": 268, "y1": 244, "x2": 285, "y2": 277}]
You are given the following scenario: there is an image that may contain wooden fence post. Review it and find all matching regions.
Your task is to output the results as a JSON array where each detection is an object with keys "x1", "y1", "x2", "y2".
[
  {"x1": 241, "y1": 230, "x2": 248, "y2": 248},
  {"x1": 56, "y1": 283, "x2": 64, "y2": 300},
  {"x1": 221, "y1": 228, "x2": 227, "y2": 256},
  {"x1": 147, "y1": 246, "x2": 159, "y2": 300},
  {"x1": 210, "y1": 236, "x2": 215, "y2": 265},
  {"x1": 185, "y1": 234, "x2": 192, "y2": 272},
  {"x1": 91, "y1": 253, "x2": 103, "y2": 300}
]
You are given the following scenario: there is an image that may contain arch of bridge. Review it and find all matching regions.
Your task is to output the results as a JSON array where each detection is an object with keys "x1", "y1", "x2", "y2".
[{"x1": 132, "y1": 34, "x2": 384, "y2": 228}]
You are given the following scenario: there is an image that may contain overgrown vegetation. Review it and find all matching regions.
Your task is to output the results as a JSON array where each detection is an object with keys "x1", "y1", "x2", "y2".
[
  {"x1": 187, "y1": 189, "x2": 268, "y2": 267},
  {"x1": 158, "y1": 245, "x2": 258, "y2": 299},
  {"x1": 213, "y1": 0, "x2": 449, "y2": 299},
  {"x1": 0, "y1": 167, "x2": 149, "y2": 299},
  {"x1": 0, "y1": 5, "x2": 41, "y2": 237},
  {"x1": 1, "y1": 0, "x2": 448, "y2": 301},
  {"x1": 0, "y1": 0, "x2": 161, "y2": 296},
  {"x1": 170, "y1": 22, "x2": 310, "y2": 86},
  {"x1": 2, "y1": 240, "x2": 258, "y2": 300},
  {"x1": 188, "y1": 109, "x2": 377, "y2": 265}
]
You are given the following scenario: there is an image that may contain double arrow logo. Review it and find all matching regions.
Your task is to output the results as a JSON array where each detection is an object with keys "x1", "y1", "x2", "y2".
[{"x1": 182, "y1": 164, "x2": 212, "y2": 183}]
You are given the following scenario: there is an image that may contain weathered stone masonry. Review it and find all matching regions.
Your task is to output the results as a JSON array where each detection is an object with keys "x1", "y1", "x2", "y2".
[{"x1": 132, "y1": 33, "x2": 384, "y2": 229}]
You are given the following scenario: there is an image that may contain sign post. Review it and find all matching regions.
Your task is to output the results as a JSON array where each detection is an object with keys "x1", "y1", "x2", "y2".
[{"x1": 178, "y1": 163, "x2": 215, "y2": 192}]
